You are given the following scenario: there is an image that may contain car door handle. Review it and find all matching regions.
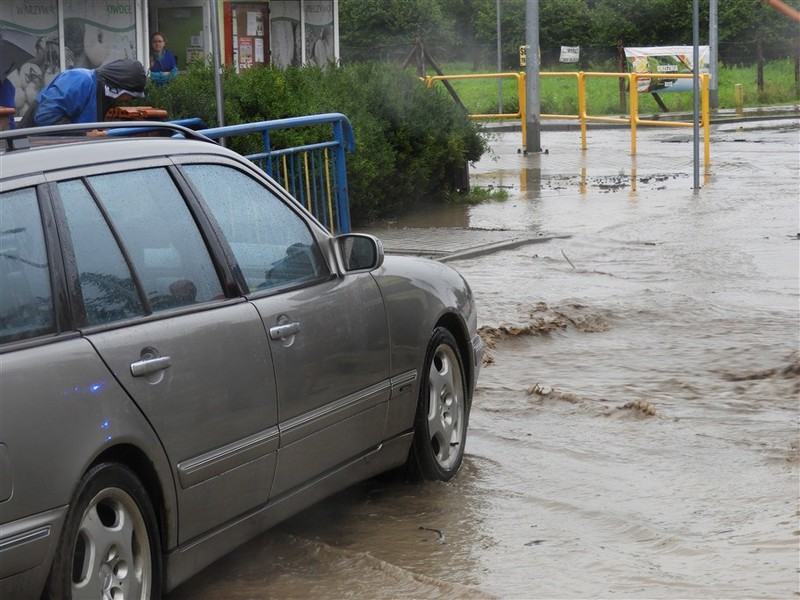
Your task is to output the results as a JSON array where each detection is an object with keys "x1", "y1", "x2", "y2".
[
  {"x1": 130, "y1": 356, "x2": 172, "y2": 377},
  {"x1": 269, "y1": 321, "x2": 301, "y2": 340}
]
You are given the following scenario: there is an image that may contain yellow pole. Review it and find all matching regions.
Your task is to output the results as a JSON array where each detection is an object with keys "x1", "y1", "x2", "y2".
[
  {"x1": 519, "y1": 72, "x2": 527, "y2": 148},
  {"x1": 324, "y1": 149, "x2": 335, "y2": 233},
  {"x1": 734, "y1": 83, "x2": 744, "y2": 116},
  {"x1": 702, "y1": 74, "x2": 710, "y2": 169},
  {"x1": 629, "y1": 74, "x2": 638, "y2": 156},
  {"x1": 577, "y1": 72, "x2": 587, "y2": 150}
]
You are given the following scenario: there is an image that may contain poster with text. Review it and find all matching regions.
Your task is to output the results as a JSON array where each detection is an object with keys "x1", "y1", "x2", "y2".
[
  {"x1": 239, "y1": 36, "x2": 254, "y2": 70},
  {"x1": 0, "y1": 1, "x2": 58, "y2": 116},
  {"x1": 270, "y1": 0, "x2": 334, "y2": 68},
  {"x1": 625, "y1": 46, "x2": 709, "y2": 93}
]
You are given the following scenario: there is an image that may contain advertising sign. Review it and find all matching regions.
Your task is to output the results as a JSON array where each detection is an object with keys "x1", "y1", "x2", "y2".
[
  {"x1": 625, "y1": 46, "x2": 709, "y2": 93},
  {"x1": 270, "y1": 0, "x2": 334, "y2": 68},
  {"x1": 0, "y1": 0, "x2": 136, "y2": 119},
  {"x1": 560, "y1": 46, "x2": 580, "y2": 63}
]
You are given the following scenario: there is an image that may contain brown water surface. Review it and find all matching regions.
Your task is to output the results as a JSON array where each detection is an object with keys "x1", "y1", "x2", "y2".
[{"x1": 168, "y1": 120, "x2": 799, "y2": 599}]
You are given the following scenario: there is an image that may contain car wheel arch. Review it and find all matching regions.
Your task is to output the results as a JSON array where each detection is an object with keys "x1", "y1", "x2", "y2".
[
  {"x1": 85, "y1": 443, "x2": 172, "y2": 553},
  {"x1": 434, "y1": 312, "x2": 474, "y2": 396}
]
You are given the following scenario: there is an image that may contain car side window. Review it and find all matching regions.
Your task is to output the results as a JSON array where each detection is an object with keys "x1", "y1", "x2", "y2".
[
  {"x1": 58, "y1": 180, "x2": 145, "y2": 325},
  {"x1": 87, "y1": 168, "x2": 223, "y2": 312},
  {"x1": 0, "y1": 188, "x2": 55, "y2": 343},
  {"x1": 183, "y1": 164, "x2": 328, "y2": 292},
  {"x1": 59, "y1": 169, "x2": 224, "y2": 326}
]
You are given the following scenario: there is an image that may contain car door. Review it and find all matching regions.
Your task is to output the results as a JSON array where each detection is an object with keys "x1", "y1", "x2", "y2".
[
  {"x1": 182, "y1": 162, "x2": 391, "y2": 498},
  {"x1": 53, "y1": 166, "x2": 279, "y2": 543}
]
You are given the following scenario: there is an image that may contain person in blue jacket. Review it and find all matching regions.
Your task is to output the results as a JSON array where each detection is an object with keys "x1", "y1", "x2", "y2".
[
  {"x1": 20, "y1": 59, "x2": 146, "y2": 127},
  {"x1": 149, "y1": 32, "x2": 178, "y2": 86}
]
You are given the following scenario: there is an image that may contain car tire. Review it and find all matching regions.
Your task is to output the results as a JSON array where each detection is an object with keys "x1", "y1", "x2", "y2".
[
  {"x1": 406, "y1": 327, "x2": 469, "y2": 481},
  {"x1": 43, "y1": 462, "x2": 162, "y2": 600}
]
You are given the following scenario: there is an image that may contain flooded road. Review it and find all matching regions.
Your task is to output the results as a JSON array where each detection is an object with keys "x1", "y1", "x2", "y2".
[{"x1": 168, "y1": 120, "x2": 799, "y2": 599}]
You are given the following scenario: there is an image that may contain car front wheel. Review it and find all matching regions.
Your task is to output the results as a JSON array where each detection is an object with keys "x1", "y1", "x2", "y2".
[
  {"x1": 43, "y1": 462, "x2": 162, "y2": 599},
  {"x1": 407, "y1": 327, "x2": 469, "y2": 481}
]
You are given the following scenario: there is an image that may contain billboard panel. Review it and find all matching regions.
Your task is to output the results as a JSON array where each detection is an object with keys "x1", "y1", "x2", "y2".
[{"x1": 625, "y1": 46, "x2": 709, "y2": 93}]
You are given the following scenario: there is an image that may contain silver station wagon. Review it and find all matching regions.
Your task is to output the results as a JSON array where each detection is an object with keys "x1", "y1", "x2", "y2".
[{"x1": 0, "y1": 122, "x2": 483, "y2": 599}]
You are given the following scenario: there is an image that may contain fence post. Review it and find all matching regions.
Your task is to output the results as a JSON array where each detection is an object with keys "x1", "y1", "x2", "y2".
[
  {"x1": 734, "y1": 84, "x2": 744, "y2": 116},
  {"x1": 578, "y1": 72, "x2": 587, "y2": 150},
  {"x1": 702, "y1": 73, "x2": 710, "y2": 169},
  {"x1": 629, "y1": 73, "x2": 638, "y2": 156},
  {"x1": 262, "y1": 129, "x2": 272, "y2": 178},
  {"x1": 332, "y1": 119, "x2": 352, "y2": 234},
  {"x1": 519, "y1": 72, "x2": 527, "y2": 148}
]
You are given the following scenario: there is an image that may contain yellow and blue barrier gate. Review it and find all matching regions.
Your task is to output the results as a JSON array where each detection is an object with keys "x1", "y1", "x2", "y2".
[{"x1": 199, "y1": 113, "x2": 355, "y2": 234}]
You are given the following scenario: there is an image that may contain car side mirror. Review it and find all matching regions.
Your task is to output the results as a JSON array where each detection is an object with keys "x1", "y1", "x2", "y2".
[{"x1": 335, "y1": 233, "x2": 384, "y2": 272}]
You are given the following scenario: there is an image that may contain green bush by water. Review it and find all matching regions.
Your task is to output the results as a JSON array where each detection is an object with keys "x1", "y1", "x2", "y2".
[{"x1": 146, "y1": 62, "x2": 486, "y2": 224}]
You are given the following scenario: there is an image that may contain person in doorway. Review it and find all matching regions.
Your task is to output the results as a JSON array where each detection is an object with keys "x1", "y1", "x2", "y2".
[
  {"x1": 149, "y1": 32, "x2": 178, "y2": 85},
  {"x1": 19, "y1": 59, "x2": 146, "y2": 127}
]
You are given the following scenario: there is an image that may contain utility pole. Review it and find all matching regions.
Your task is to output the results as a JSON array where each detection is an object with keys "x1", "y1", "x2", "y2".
[
  {"x1": 209, "y1": 0, "x2": 225, "y2": 130},
  {"x1": 496, "y1": 0, "x2": 503, "y2": 113},
  {"x1": 692, "y1": 0, "x2": 700, "y2": 189},
  {"x1": 524, "y1": 0, "x2": 541, "y2": 154},
  {"x1": 709, "y1": 0, "x2": 718, "y2": 109}
]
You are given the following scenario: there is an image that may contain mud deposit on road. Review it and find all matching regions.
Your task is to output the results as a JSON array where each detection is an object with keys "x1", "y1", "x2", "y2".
[{"x1": 168, "y1": 121, "x2": 799, "y2": 599}]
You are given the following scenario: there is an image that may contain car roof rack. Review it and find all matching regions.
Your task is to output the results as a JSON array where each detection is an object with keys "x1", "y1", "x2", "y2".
[{"x1": 0, "y1": 121, "x2": 215, "y2": 153}]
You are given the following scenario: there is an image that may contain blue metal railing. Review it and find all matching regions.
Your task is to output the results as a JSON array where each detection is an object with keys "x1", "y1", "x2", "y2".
[{"x1": 199, "y1": 113, "x2": 356, "y2": 234}]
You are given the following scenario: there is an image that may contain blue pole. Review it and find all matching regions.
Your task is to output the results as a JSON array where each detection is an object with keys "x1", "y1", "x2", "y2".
[{"x1": 332, "y1": 119, "x2": 352, "y2": 233}]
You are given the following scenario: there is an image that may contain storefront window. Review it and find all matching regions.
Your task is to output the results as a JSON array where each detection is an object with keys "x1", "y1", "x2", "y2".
[
  {"x1": 0, "y1": 1, "x2": 59, "y2": 121},
  {"x1": 64, "y1": 0, "x2": 138, "y2": 69},
  {"x1": 0, "y1": 0, "x2": 136, "y2": 121},
  {"x1": 269, "y1": 0, "x2": 334, "y2": 69}
]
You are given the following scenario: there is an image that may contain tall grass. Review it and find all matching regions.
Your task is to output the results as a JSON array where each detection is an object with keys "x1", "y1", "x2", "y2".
[{"x1": 435, "y1": 59, "x2": 799, "y2": 116}]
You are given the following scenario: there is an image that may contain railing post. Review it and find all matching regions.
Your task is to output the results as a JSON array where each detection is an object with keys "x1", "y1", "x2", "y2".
[
  {"x1": 702, "y1": 73, "x2": 710, "y2": 169},
  {"x1": 332, "y1": 119, "x2": 352, "y2": 234},
  {"x1": 629, "y1": 73, "x2": 638, "y2": 156},
  {"x1": 519, "y1": 72, "x2": 527, "y2": 148},
  {"x1": 262, "y1": 129, "x2": 272, "y2": 178},
  {"x1": 578, "y1": 72, "x2": 587, "y2": 150}
]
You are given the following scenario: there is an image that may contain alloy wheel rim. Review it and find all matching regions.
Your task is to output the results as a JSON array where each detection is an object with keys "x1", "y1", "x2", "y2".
[
  {"x1": 72, "y1": 487, "x2": 152, "y2": 599},
  {"x1": 426, "y1": 343, "x2": 464, "y2": 470}
]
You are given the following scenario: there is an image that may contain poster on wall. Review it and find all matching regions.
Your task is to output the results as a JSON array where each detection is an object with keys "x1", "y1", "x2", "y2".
[
  {"x1": 625, "y1": 46, "x2": 709, "y2": 94},
  {"x1": 0, "y1": 1, "x2": 58, "y2": 118},
  {"x1": 247, "y1": 10, "x2": 263, "y2": 36},
  {"x1": 0, "y1": 0, "x2": 135, "y2": 120},
  {"x1": 304, "y1": 0, "x2": 334, "y2": 66},
  {"x1": 239, "y1": 36, "x2": 254, "y2": 70},
  {"x1": 270, "y1": 1, "x2": 334, "y2": 68},
  {"x1": 63, "y1": 0, "x2": 137, "y2": 70}
]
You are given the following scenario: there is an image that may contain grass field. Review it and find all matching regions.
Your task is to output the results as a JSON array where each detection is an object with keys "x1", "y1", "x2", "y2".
[{"x1": 433, "y1": 59, "x2": 800, "y2": 117}]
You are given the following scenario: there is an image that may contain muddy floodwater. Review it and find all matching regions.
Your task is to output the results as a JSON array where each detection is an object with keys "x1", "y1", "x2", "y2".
[{"x1": 168, "y1": 120, "x2": 799, "y2": 599}]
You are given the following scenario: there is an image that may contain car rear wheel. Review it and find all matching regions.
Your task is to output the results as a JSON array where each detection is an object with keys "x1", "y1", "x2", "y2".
[
  {"x1": 43, "y1": 463, "x2": 162, "y2": 599},
  {"x1": 407, "y1": 327, "x2": 469, "y2": 481}
]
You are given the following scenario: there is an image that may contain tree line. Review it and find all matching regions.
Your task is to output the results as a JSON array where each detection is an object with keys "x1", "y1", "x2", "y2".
[{"x1": 339, "y1": 0, "x2": 800, "y2": 69}]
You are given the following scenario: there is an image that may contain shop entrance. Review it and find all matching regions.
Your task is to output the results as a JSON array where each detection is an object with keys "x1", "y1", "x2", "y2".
[{"x1": 149, "y1": 1, "x2": 207, "y2": 71}]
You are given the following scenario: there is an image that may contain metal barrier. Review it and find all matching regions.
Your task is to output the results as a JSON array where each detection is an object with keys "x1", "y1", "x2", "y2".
[
  {"x1": 199, "y1": 113, "x2": 356, "y2": 234},
  {"x1": 425, "y1": 71, "x2": 711, "y2": 166},
  {"x1": 424, "y1": 72, "x2": 525, "y2": 123}
]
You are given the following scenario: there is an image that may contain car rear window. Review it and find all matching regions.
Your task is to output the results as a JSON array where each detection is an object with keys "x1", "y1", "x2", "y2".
[{"x1": 0, "y1": 188, "x2": 56, "y2": 343}]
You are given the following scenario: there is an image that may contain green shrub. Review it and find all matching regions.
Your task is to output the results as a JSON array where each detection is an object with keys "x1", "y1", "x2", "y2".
[{"x1": 145, "y1": 62, "x2": 486, "y2": 225}]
